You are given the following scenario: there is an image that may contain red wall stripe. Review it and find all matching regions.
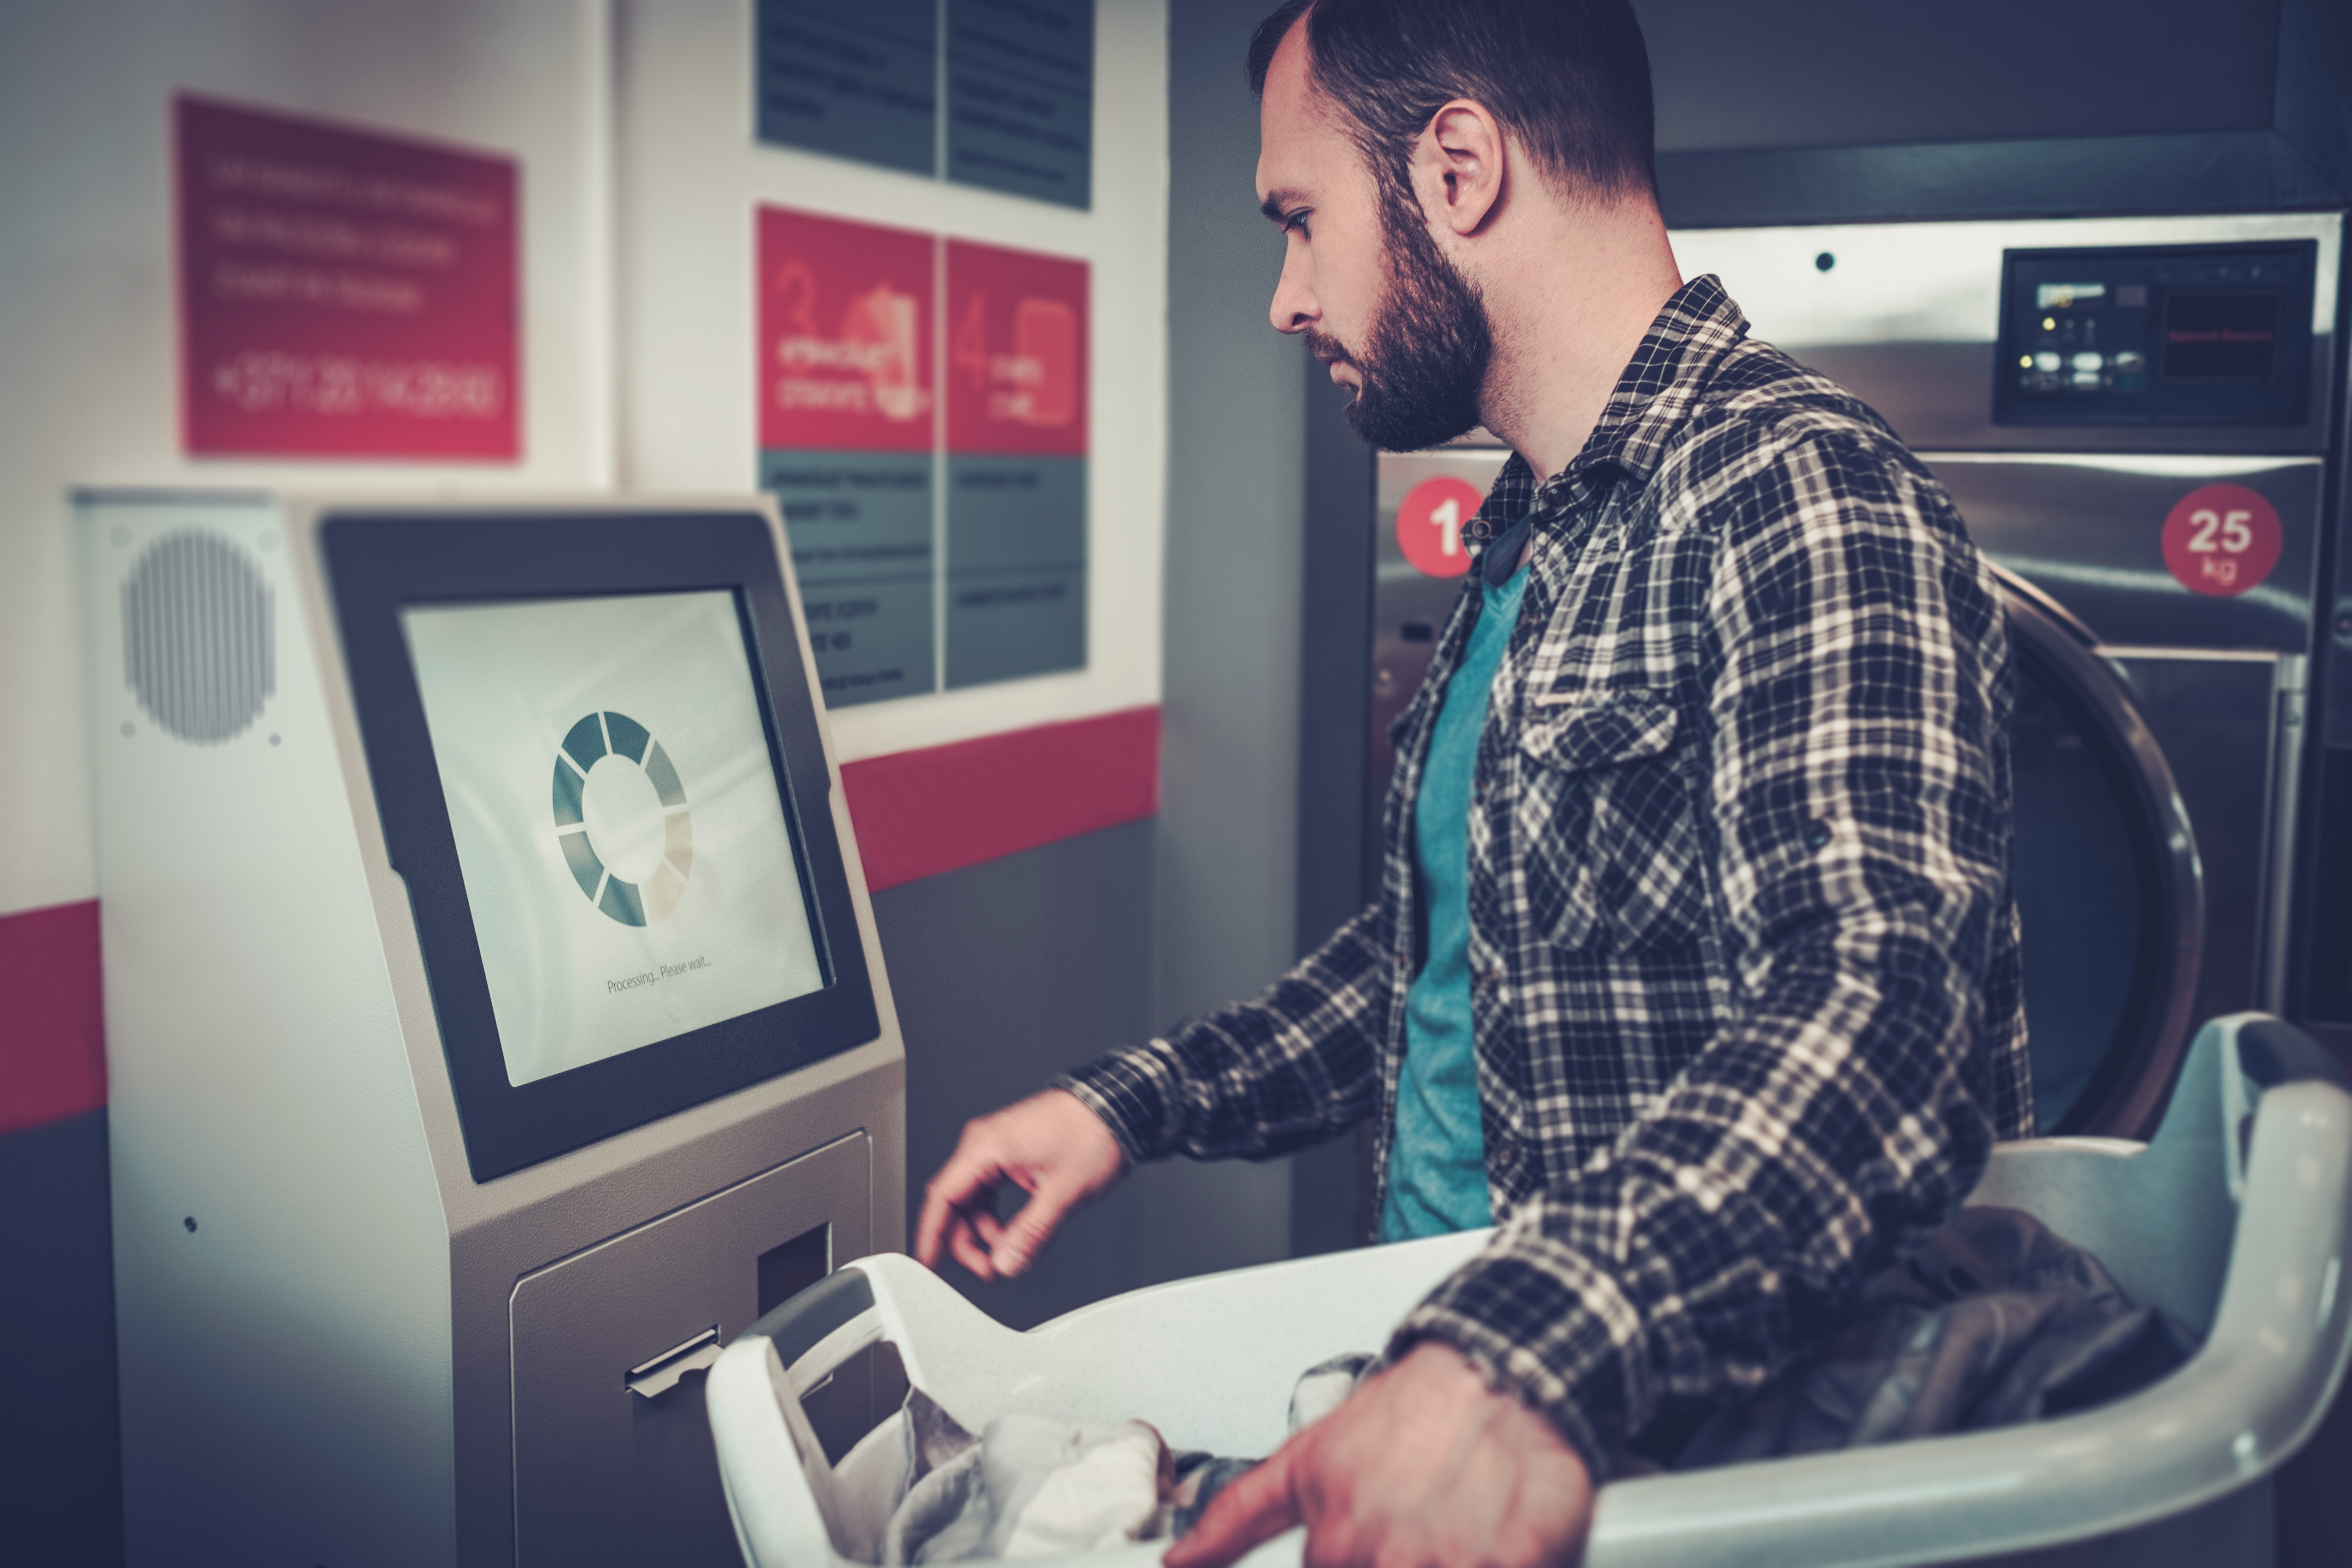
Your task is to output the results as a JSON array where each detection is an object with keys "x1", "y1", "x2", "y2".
[
  {"x1": 0, "y1": 899, "x2": 107, "y2": 1135},
  {"x1": 0, "y1": 712, "x2": 1158, "y2": 1127},
  {"x1": 840, "y1": 706, "x2": 1160, "y2": 892}
]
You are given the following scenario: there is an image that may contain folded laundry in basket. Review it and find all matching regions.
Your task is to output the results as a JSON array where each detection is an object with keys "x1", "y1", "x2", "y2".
[
  {"x1": 882, "y1": 1354, "x2": 1377, "y2": 1564},
  {"x1": 1656, "y1": 1206, "x2": 2200, "y2": 1469}
]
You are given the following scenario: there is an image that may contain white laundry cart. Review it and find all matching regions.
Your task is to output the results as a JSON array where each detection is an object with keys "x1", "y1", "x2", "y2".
[{"x1": 707, "y1": 1014, "x2": 2352, "y2": 1568}]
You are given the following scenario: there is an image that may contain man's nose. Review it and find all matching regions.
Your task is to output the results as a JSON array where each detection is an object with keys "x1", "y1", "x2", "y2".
[{"x1": 1268, "y1": 247, "x2": 1316, "y2": 335}]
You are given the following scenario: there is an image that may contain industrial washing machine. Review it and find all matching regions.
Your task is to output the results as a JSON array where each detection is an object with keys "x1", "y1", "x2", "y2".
[{"x1": 1369, "y1": 211, "x2": 2341, "y2": 1139}]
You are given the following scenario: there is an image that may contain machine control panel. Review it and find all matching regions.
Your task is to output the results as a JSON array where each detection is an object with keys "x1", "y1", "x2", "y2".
[{"x1": 1993, "y1": 240, "x2": 2317, "y2": 427}]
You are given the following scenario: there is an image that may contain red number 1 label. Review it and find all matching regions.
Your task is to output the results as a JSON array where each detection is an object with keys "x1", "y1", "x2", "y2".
[
  {"x1": 1396, "y1": 476, "x2": 1484, "y2": 579},
  {"x1": 2160, "y1": 483, "x2": 2283, "y2": 598}
]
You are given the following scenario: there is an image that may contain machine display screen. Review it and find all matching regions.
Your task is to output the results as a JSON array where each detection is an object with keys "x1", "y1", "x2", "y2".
[
  {"x1": 2161, "y1": 292, "x2": 2279, "y2": 383},
  {"x1": 1992, "y1": 240, "x2": 2314, "y2": 428},
  {"x1": 402, "y1": 591, "x2": 827, "y2": 1088},
  {"x1": 327, "y1": 505, "x2": 878, "y2": 1180}
]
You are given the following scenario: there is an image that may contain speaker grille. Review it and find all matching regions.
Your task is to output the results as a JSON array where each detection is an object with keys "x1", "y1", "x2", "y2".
[{"x1": 123, "y1": 532, "x2": 275, "y2": 744}]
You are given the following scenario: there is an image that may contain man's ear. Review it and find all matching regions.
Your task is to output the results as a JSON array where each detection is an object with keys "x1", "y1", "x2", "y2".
[{"x1": 1410, "y1": 99, "x2": 1506, "y2": 238}]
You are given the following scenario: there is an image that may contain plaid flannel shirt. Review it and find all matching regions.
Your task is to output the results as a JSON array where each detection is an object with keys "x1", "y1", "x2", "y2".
[{"x1": 1053, "y1": 275, "x2": 2032, "y2": 1472}]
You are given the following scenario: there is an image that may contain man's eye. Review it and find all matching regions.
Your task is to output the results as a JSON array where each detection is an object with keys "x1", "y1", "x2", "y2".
[{"x1": 1284, "y1": 211, "x2": 1311, "y2": 239}]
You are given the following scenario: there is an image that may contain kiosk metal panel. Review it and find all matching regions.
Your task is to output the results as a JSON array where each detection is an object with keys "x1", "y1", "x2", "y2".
[{"x1": 509, "y1": 1131, "x2": 872, "y2": 1568}]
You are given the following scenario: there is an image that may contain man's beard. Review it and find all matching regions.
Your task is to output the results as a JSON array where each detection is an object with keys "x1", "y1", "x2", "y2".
[{"x1": 1308, "y1": 193, "x2": 1493, "y2": 451}]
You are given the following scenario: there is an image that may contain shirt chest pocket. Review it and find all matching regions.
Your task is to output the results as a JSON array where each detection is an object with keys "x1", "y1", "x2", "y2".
[{"x1": 1513, "y1": 692, "x2": 1710, "y2": 953}]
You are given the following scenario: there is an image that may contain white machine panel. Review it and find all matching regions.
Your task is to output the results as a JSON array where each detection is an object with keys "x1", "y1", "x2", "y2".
[{"x1": 79, "y1": 489, "x2": 907, "y2": 1568}]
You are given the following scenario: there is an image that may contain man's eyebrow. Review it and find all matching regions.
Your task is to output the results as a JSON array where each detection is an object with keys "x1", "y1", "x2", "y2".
[{"x1": 1260, "y1": 188, "x2": 1304, "y2": 224}]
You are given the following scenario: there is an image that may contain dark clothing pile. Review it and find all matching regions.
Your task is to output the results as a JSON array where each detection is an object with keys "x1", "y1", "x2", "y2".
[{"x1": 1649, "y1": 1207, "x2": 2197, "y2": 1469}]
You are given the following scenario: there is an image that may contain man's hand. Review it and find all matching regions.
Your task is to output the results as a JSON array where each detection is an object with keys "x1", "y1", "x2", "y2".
[
  {"x1": 1166, "y1": 1342, "x2": 1596, "y2": 1568},
  {"x1": 914, "y1": 1089, "x2": 1127, "y2": 1280}
]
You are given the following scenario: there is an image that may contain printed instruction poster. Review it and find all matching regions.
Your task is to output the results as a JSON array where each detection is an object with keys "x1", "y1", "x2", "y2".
[
  {"x1": 945, "y1": 0, "x2": 1093, "y2": 209},
  {"x1": 175, "y1": 95, "x2": 519, "y2": 459},
  {"x1": 754, "y1": 0, "x2": 939, "y2": 177},
  {"x1": 944, "y1": 238, "x2": 1087, "y2": 687},
  {"x1": 758, "y1": 208, "x2": 1088, "y2": 705},
  {"x1": 758, "y1": 208, "x2": 940, "y2": 707},
  {"x1": 755, "y1": 0, "x2": 1093, "y2": 211}
]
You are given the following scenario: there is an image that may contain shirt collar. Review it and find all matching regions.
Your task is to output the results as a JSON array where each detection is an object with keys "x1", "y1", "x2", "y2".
[{"x1": 1465, "y1": 274, "x2": 1750, "y2": 545}]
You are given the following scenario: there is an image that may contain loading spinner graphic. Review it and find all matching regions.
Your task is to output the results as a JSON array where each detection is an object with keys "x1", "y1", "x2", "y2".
[{"x1": 551, "y1": 711, "x2": 693, "y2": 926}]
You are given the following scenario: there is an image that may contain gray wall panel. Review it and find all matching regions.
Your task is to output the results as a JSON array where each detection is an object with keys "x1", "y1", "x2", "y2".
[
  {"x1": 1156, "y1": 0, "x2": 1319, "y2": 1272},
  {"x1": 1638, "y1": 0, "x2": 2281, "y2": 153},
  {"x1": 1293, "y1": 350, "x2": 1380, "y2": 1258},
  {"x1": 872, "y1": 821, "x2": 1159, "y2": 1329},
  {"x1": 0, "y1": 1110, "x2": 124, "y2": 1567}
]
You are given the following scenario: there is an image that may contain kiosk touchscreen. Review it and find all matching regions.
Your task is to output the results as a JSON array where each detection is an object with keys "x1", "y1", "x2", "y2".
[
  {"x1": 406, "y1": 592, "x2": 831, "y2": 1087},
  {"x1": 81, "y1": 493, "x2": 904, "y2": 1568},
  {"x1": 325, "y1": 509, "x2": 881, "y2": 1179}
]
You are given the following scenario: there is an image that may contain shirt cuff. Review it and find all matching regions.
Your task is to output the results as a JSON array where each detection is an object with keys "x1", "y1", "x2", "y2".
[
  {"x1": 1382, "y1": 1230, "x2": 1648, "y2": 1480},
  {"x1": 1047, "y1": 1041, "x2": 1186, "y2": 1165}
]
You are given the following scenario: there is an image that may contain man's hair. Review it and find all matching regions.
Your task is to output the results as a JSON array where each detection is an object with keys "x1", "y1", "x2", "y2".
[{"x1": 1246, "y1": 0, "x2": 1656, "y2": 205}]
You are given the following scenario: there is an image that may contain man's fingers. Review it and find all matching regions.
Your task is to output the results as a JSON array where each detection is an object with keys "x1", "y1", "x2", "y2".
[
  {"x1": 915, "y1": 1144, "x2": 1005, "y2": 1266},
  {"x1": 913, "y1": 1180, "x2": 963, "y2": 1268},
  {"x1": 944, "y1": 1212, "x2": 1000, "y2": 1281},
  {"x1": 990, "y1": 1179, "x2": 1079, "y2": 1276},
  {"x1": 1165, "y1": 1446, "x2": 1302, "y2": 1568}
]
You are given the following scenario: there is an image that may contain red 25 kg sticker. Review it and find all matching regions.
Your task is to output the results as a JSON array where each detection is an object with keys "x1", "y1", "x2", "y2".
[{"x1": 2160, "y1": 483, "x2": 2282, "y2": 598}]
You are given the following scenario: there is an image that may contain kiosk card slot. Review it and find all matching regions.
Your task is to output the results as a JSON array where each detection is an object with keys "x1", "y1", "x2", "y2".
[{"x1": 627, "y1": 1327, "x2": 723, "y2": 1401}]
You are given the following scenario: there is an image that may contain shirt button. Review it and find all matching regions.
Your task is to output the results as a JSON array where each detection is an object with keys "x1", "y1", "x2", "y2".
[{"x1": 1804, "y1": 818, "x2": 1834, "y2": 850}]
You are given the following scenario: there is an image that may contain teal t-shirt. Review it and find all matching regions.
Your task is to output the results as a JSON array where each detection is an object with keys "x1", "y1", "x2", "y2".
[{"x1": 1379, "y1": 561, "x2": 1527, "y2": 1242}]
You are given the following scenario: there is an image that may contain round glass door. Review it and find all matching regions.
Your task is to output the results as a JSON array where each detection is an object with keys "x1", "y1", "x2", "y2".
[{"x1": 2001, "y1": 570, "x2": 2203, "y2": 1136}]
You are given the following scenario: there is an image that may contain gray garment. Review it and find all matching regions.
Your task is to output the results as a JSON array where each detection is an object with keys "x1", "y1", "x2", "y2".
[
  {"x1": 1662, "y1": 1206, "x2": 2198, "y2": 1469},
  {"x1": 884, "y1": 1395, "x2": 1175, "y2": 1565},
  {"x1": 884, "y1": 1354, "x2": 1378, "y2": 1563},
  {"x1": 1165, "y1": 1354, "x2": 1376, "y2": 1537}
]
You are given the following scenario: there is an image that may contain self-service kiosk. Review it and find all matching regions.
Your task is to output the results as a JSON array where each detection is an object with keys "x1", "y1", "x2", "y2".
[{"x1": 77, "y1": 491, "x2": 905, "y2": 1567}]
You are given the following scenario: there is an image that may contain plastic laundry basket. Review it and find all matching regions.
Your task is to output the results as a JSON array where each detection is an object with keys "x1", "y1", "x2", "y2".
[{"x1": 707, "y1": 1014, "x2": 2352, "y2": 1568}]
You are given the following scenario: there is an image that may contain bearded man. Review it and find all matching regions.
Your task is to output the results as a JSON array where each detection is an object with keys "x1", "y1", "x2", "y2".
[{"x1": 916, "y1": 3, "x2": 2031, "y2": 1565}]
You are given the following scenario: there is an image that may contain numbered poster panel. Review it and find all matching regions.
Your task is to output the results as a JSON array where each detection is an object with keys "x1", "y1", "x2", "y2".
[
  {"x1": 944, "y1": 240, "x2": 1087, "y2": 688},
  {"x1": 175, "y1": 96, "x2": 518, "y2": 459},
  {"x1": 945, "y1": 0, "x2": 1093, "y2": 209},
  {"x1": 755, "y1": 0, "x2": 938, "y2": 176},
  {"x1": 758, "y1": 207, "x2": 938, "y2": 707}
]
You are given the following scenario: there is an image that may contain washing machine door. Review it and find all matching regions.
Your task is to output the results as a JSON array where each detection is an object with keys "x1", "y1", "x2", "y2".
[{"x1": 2000, "y1": 568, "x2": 2204, "y2": 1137}]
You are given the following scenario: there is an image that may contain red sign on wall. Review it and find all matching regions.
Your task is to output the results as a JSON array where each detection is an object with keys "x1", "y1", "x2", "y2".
[
  {"x1": 758, "y1": 208, "x2": 936, "y2": 453},
  {"x1": 1395, "y1": 476, "x2": 1482, "y2": 579},
  {"x1": 175, "y1": 96, "x2": 519, "y2": 459},
  {"x1": 945, "y1": 240, "x2": 1088, "y2": 456},
  {"x1": 2160, "y1": 483, "x2": 2284, "y2": 598}
]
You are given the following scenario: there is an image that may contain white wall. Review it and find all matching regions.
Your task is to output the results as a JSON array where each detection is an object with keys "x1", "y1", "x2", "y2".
[
  {"x1": 0, "y1": 0, "x2": 1176, "y2": 916},
  {"x1": 614, "y1": 0, "x2": 1169, "y2": 766},
  {"x1": 0, "y1": 0, "x2": 615, "y2": 918}
]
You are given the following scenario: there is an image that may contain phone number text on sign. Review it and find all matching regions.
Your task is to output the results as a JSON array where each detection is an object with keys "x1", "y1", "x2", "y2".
[
  {"x1": 2160, "y1": 483, "x2": 2283, "y2": 598},
  {"x1": 176, "y1": 96, "x2": 518, "y2": 460}
]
